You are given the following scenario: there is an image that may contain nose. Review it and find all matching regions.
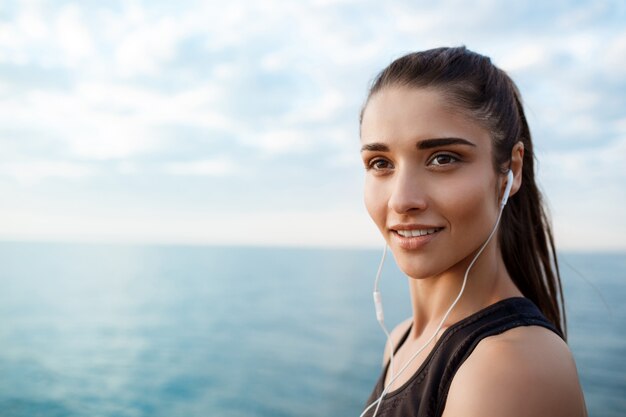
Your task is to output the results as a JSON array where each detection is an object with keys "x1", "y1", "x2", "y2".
[{"x1": 388, "y1": 168, "x2": 428, "y2": 214}]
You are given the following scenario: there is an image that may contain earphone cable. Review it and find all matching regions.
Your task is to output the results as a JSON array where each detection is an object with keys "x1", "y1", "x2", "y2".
[{"x1": 361, "y1": 205, "x2": 506, "y2": 417}]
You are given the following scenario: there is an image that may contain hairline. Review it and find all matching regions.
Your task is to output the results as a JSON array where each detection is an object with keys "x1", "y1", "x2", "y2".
[{"x1": 360, "y1": 83, "x2": 505, "y2": 170}]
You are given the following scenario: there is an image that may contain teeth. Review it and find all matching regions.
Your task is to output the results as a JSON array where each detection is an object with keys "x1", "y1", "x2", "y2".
[{"x1": 397, "y1": 228, "x2": 440, "y2": 237}]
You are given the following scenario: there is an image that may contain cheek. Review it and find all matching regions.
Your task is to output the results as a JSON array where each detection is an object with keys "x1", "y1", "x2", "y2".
[
  {"x1": 364, "y1": 179, "x2": 387, "y2": 231},
  {"x1": 437, "y1": 178, "x2": 497, "y2": 235}
]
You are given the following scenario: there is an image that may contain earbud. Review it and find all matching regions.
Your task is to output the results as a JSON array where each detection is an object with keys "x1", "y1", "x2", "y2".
[{"x1": 501, "y1": 170, "x2": 514, "y2": 208}]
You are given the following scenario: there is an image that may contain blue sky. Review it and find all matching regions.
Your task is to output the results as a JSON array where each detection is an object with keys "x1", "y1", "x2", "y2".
[{"x1": 0, "y1": 0, "x2": 624, "y2": 250}]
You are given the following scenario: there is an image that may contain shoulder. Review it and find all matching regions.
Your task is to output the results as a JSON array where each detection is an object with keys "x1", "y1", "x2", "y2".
[
  {"x1": 442, "y1": 325, "x2": 587, "y2": 417},
  {"x1": 381, "y1": 317, "x2": 412, "y2": 366}
]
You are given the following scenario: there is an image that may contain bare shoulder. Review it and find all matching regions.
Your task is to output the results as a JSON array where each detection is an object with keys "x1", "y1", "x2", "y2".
[
  {"x1": 381, "y1": 317, "x2": 412, "y2": 366},
  {"x1": 442, "y1": 326, "x2": 587, "y2": 417}
]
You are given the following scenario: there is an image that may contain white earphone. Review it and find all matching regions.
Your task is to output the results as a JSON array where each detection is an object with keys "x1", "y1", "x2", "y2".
[
  {"x1": 363, "y1": 169, "x2": 514, "y2": 417},
  {"x1": 501, "y1": 169, "x2": 514, "y2": 207}
]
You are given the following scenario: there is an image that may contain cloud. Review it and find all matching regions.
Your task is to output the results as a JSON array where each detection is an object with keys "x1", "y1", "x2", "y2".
[
  {"x1": 602, "y1": 30, "x2": 626, "y2": 79},
  {"x1": 540, "y1": 136, "x2": 626, "y2": 250},
  {"x1": 283, "y1": 89, "x2": 350, "y2": 125},
  {"x1": 241, "y1": 129, "x2": 313, "y2": 155},
  {"x1": 112, "y1": 16, "x2": 181, "y2": 78},
  {"x1": 0, "y1": 1, "x2": 624, "y2": 248},
  {"x1": 164, "y1": 157, "x2": 236, "y2": 176},
  {"x1": 499, "y1": 44, "x2": 548, "y2": 72},
  {"x1": 542, "y1": 136, "x2": 626, "y2": 185},
  {"x1": 0, "y1": 88, "x2": 161, "y2": 160},
  {"x1": 0, "y1": 160, "x2": 97, "y2": 185},
  {"x1": 0, "y1": 79, "x2": 235, "y2": 160},
  {"x1": 0, "y1": 2, "x2": 96, "y2": 68},
  {"x1": 55, "y1": 4, "x2": 95, "y2": 66},
  {"x1": 0, "y1": 2, "x2": 371, "y2": 161}
]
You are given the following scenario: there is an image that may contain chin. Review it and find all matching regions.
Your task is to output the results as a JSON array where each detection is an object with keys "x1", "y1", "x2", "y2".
[
  {"x1": 391, "y1": 247, "x2": 472, "y2": 280},
  {"x1": 393, "y1": 255, "x2": 444, "y2": 280}
]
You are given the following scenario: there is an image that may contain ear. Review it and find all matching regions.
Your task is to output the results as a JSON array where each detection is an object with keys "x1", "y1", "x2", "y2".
[{"x1": 507, "y1": 141, "x2": 524, "y2": 198}]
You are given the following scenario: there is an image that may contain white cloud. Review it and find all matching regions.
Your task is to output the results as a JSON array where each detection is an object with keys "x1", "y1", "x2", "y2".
[
  {"x1": 66, "y1": 120, "x2": 158, "y2": 160},
  {"x1": 542, "y1": 137, "x2": 626, "y2": 184},
  {"x1": 116, "y1": 161, "x2": 139, "y2": 175},
  {"x1": 311, "y1": 0, "x2": 361, "y2": 6},
  {"x1": 285, "y1": 90, "x2": 347, "y2": 124},
  {"x1": 615, "y1": 117, "x2": 626, "y2": 135},
  {"x1": 15, "y1": 2, "x2": 48, "y2": 40},
  {"x1": 74, "y1": 82, "x2": 229, "y2": 129},
  {"x1": 0, "y1": 88, "x2": 161, "y2": 160},
  {"x1": 0, "y1": 0, "x2": 624, "y2": 249},
  {"x1": 55, "y1": 4, "x2": 95, "y2": 65},
  {"x1": 499, "y1": 44, "x2": 548, "y2": 72},
  {"x1": 0, "y1": 80, "x2": 234, "y2": 160},
  {"x1": 602, "y1": 31, "x2": 626, "y2": 78},
  {"x1": 164, "y1": 157, "x2": 236, "y2": 176},
  {"x1": 0, "y1": 2, "x2": 95, "y2": 67},
  {"x1": 390, "y1": 4, "x2": 444, "y2": 36},
  {"x1": 113, "y1": 17, "x2": 180, "y2": 78},
  {"x1": 0, "y1": 160, "x2": 96, "y2": 185},
  {"x1": 556, "y1": 1, "x2": 613, "y2": 28},
  {"x1": 0, "y1": 10, "x2": 40, "y2": 65},
  {"x1": 541, "y1": 137, "x2": 626, "y2": 250},
  {"x1": 243, "y1": 129, "x2": 313, "y2": 155}
]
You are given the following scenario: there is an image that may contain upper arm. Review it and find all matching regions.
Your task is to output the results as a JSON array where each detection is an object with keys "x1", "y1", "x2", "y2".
[
  {"x1": 381, "y1": 317, "x2": 412, "y2": 367},
  {"x1": 442, "y1": 326, "x2": 587, "y2": 417}
]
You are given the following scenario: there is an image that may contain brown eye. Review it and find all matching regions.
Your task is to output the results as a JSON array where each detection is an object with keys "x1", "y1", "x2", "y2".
[
  {"x1": 368, "y1": 158, "x2": 393, "y2": 171},
  {"x1": 429, "y1": 153, "x2": 459, "y2": 166}
]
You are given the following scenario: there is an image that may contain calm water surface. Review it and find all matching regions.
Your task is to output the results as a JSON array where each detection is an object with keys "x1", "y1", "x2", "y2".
[{"x1": 0, "y1": 243, "x2": 623, "y2": 416}]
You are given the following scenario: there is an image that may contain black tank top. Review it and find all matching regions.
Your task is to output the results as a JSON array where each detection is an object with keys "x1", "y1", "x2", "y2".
[{"x1": 362, "y1": 297, "x2": 562, "y2": 417}]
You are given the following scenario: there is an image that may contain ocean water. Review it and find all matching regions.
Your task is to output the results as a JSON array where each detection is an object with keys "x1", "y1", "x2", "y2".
[{"x1": 0, "y1": 242, "x2": 623, "y2": 417}]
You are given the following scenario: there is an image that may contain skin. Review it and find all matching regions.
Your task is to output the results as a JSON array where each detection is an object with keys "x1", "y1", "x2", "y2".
[{"x1": 360, "y1": 86, "x2": 587, "y2": 416}]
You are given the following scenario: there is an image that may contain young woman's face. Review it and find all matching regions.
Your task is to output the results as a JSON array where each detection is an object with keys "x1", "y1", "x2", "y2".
[{"x1": 360, "y1": 87, "x2": 505, "y2": 279}]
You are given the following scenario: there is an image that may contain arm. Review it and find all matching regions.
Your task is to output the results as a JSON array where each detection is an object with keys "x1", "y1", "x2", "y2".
[{"x1": 442, "y1": 326, "x2": 587, "y2": 417}]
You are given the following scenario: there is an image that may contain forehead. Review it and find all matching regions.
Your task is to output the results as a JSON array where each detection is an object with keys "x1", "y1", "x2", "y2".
[{"x1": 360, "y1": 86, "x2": 491, "y2": 148}]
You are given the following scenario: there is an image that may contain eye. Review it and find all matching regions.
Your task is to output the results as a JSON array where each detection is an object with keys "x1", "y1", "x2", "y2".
[
  {"x1": 428, "y1": 153, "x2": 460, "y2": 167},
  {"x1": 366, "y1": 158, "x2": 393, "y2": 172}
]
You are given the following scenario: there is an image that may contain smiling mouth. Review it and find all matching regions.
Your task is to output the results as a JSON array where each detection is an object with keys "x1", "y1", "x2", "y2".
[{"x1": 394, "y1": 227, "x2": 443, "y2": 237}]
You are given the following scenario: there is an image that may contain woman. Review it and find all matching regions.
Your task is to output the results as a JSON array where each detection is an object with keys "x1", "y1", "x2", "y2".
[{"x1": 358, "y1": 47, "x2": 587, "y2": 417}]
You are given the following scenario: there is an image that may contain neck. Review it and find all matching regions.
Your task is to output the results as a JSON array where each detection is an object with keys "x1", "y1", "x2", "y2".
[{"x1": 406, "y1": 239, "x2": 522, "y2": 339}]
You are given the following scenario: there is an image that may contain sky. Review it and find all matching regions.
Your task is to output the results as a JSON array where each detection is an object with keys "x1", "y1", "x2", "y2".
[{"x1": 0, "y1": 0, "x2": 624, "y2": 250}]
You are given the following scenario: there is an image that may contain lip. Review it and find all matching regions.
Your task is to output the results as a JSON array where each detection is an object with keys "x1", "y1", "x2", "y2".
[{"x1": 388, "y1": 224, "x2": 444, "y2": 250}]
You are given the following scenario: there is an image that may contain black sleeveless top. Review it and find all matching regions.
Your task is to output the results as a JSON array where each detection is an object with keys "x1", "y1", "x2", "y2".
[{"x1": 362, "y1": 297, "x2": 562, "y2": 417}]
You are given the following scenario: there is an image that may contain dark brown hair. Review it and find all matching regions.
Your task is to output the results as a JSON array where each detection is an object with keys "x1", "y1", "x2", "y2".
[{"x1": 361, "y1": 46, "x2": 566, "y2": 338}]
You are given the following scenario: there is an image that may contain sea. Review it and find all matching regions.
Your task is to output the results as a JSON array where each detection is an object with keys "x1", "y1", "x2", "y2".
[{"x1": 0, "y1": 242, "x2": 623, "y2": 417}]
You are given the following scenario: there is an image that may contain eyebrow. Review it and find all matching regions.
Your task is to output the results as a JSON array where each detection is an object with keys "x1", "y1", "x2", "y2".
[
  {"x1": 417, "y1": 137, "x2": 476, "y2": 149},
  {"x1": 360, "y1": 143, "x2": 390, "y2": 152},
  {"x1": 360, "y1": 137, "x2": 476, "y2": 152}
]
